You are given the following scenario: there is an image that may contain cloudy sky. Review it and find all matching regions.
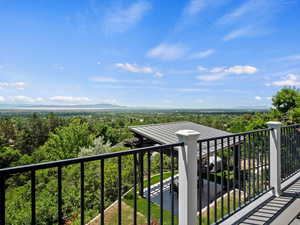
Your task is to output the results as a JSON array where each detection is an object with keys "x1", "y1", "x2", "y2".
[{"x1": 0, "y1": 0, "x2": 300, "y2": 108}]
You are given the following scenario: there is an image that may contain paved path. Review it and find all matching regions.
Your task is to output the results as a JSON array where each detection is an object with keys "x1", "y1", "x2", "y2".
[{"x1": 143, "y1": 176, "x2": 222, "y2": 215}]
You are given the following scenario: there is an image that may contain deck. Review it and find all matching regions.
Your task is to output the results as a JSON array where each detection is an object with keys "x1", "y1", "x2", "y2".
[{"x1": 221, "y1": 172, "x2": 300, "y2": 225}]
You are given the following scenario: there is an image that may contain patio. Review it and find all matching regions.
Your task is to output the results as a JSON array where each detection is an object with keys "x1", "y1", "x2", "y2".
[{"x1": 143, "y1": 176, "x2": 223, "y2": 215}]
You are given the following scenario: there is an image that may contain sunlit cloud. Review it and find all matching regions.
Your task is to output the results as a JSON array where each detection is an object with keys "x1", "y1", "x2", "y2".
[
  {"x1": 190, "y1": 49, "x2": 216, "y2": 59},
  {"x1": 197, "y1": 65, "x2": 258, "y2": 81},
  {"x1": 266, "y1": 74, "x2": 300, "y2": 86},
  {"x1": 0, "y1": 82, "x2": 27, "y2": 90},
  {"x1": 102, "y1": 0, "x2": 151, "y2": 33},
  {"x1": 147, "y1": 43, "x2": 188, "y2": 61}
]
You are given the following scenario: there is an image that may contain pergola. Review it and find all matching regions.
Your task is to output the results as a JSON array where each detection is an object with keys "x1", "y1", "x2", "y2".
[{"x1": 129, "y1": 121, "x2": 241, "y2": 196}]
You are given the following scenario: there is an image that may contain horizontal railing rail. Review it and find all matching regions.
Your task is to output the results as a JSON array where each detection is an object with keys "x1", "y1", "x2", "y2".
[
  {"x1": 0, "y1": 142, "x2": 183, "y2": 225},
  {"x1": 197, "y1": 128, "x2": 271, "y2": 225},
  {"x1": 281, "y1": 124, "x2": 300, "y2": 181}
]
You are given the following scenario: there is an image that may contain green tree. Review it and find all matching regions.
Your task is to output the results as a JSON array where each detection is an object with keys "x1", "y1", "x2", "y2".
[
  {"x1": 272, "y1": 87, "x2": 300, "y2": 113},
  {"x1": 40, "y1": 119, "x2": 94, "y2": 160}
]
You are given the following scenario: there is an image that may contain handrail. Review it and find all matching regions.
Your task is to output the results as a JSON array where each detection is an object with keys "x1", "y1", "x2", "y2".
[
  {"x1": 197, "y1": 128, "x2": 272, "y2": 143},
  {"x1": 0, "y1": 142, "x2": 184, "y2": 175}
]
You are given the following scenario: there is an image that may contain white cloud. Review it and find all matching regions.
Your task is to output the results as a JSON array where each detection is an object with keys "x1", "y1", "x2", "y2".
[
  {"x1": 154, "y1": 72, "x2": 163, "y2": 78},
  {"x1": 223, "y1": 27, "x2": 253, "y2": 41},
  {"x1": 103, "y1": 1, "x2": 151, "y2": 33},
  {"x1": 267, "y1": 74, "x2": 300, "y2": 86},
  {"x1": 115, "y1": 63, "x2": 154, "y2": 73},
  {"x1": 276, "y1": 54, "x2": 300, "y2": 62},
  {"x1": 255, "y1": 96, "x2": 273, "y2": 101},
  {"x1": 197, "y1": 66, "x2": 208, "y2": 72},
  {"x1": 147, "y1": 43, "x2": 188, "y2": 61},
  {"x1": 190, "y1": 49, "x2": 216, "y2": 59},
  {"x1": 0, "y1": 82, "x2": 27, "y2": 90},
  {"x1": 90, "y1": 77, "x2": 120, "y2": 83},
  {"x1": 197, "y1": 72, "x2": 227, "y2": 81},
  {"x1": 197, "y1": 65, "x2": 258, "y2": 81},
  {"x1": 218, "y1": 0, "x2": 268, "y2": 24},
  {"x1": 115, "y1": 62, "x2": 163, "y2": 78},
  {"x1": 11, "y1": 96, "x2": 44, "y2": 103},
  {"x1": 49, "y1": 96, "x2": 92, "y2": 104},
  {"x1": 195, "y1": 99, "x2": 204, "y2": 103},
  {"x1": 53, "y1": 64, "x2": 65, "y2": 71},
  {"x1": 183, "y1": 0, "x2": 205, "y2": 15},
  {"x1": 210, "y1": 67, "x2": 225, "y2": 73},
  {"x1": 0, "y1": 96, "x2": 5, "y2": 102},
  {"x1": 225, "y1": 65, "x2": 258, "y2": 74},
  {"x1": 173, "y1": 88, "x2": 208, "y2": 92}
]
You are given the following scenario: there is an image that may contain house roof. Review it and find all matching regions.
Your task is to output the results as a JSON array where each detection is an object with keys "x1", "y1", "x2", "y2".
[{"x1": 129, "y1": 121, "x2": 238, "y2": 156}]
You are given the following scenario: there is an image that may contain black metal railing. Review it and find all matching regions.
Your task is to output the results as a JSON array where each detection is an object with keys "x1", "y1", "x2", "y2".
[
  {"x1": 197, "y1": 128, "x2": 271, "y2": 225},
  {"x1": 0, "y1": 142, "x2": 183, "y2": 225},
  {"x1": 281, "y1": 124, "x2": 300, "y2": 181}
]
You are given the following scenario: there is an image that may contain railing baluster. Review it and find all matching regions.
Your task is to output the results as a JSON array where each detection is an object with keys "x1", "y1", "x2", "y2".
[
  {"x1": 264, "y1": 131, "x2": 267, "y2": 191},
  {"x1": 58, "y1": 166, "x2": 62, "y2": 225},
  {"x1": 139, "y1": 153, "x2": 144, "y2": 197},
  {"x1": 207, "y1": 140, "x2": 210, "y2": 225},
  {"x1": 199, "y1": 142, "x2": 202, "y2": 225},
  {"x1": 80, "y1": 162, "x2": 85, "y2": 225},
  {"x1": 247, "y1": 133, "x2": 251, "y2": 200},
  {"x1": 100, "y1": 159, "x2": 104, "y2": 225},
  {"x1": 0, "y1": 175, "x2": 5, "y2": 225},
  {"x1": 238, "y1": 136, "x2": 241, "y2": 208},
  {"x1": 214, "y1": 139, "x2": 217, "y2": 223},
  {"x1": 251, "y1": 133, "x2": 255, "y2": 198},
  {"x1": 233, "y1": 137, "x2": 236, "y2": 211},
  {"x1": 160, "y1": 148, "x2": 164, "y2": 225},
  {"x1": 147, "y1": 150, "x2": 151, "y2": 225},
  {"x1": 221, "y1": 138, "x2": 224, "y2": 219},
  {"x1": 267, "y1": 131, "x2": 271, "y2": 188},
  {"x1": 133, "y1": 154, "x2": 137, "y2": 225},
  {"x1": 227, "y1": 137, "x2": 230, "y2": 214},
  {"x1": 243, "y1": 135, "x2": 246, "y2": 204},
  {"x1": 171, "y1": 146, "x2": 175, "y2": 225},
  {"x1": 118, "y1": 156, "x2": 122, "y2": 225},
  {"x1": 31, "y1": 170, "x2": 36, "y2": 225},
  {"x1": 257, "y1": 133, "x2": 260, "y2": 194}
]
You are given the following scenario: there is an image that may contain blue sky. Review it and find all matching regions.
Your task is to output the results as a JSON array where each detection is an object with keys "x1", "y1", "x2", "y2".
[{"x1": 0, "y1": 0, "x2": 300, "y2": 108}]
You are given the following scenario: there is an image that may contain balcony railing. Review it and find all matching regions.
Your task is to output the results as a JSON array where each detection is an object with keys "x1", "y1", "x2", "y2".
[
  {"x1": 281, "y1": 124, "x2": 300, "y2": 181},
  {"x1": 0, "y1": 121, "x2": 299, "y2": 225},
  {"x1": 0, "y1": 143, "x2": 183, "y2": 225},
  {"x1": 197, "y1": 128, "x2": 271, "y2": 225}
]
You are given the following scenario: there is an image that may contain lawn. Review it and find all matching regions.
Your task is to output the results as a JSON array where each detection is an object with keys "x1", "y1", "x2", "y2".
[{"x1": 90, "y1": 172, "x2": 242, "y2": 225}]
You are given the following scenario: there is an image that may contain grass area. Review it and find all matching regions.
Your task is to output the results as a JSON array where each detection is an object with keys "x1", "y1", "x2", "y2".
[
  {"x1": 88, "y1": 202, "x2": 147, "y2": 225},
  {"x1": 143, "y1": 171, "x2": 177, "y2": 188},
  {"x1": 124, "y1": 171, "x2": 179, "y2": 224},
  {"x1": 95, "y1": 172, "x2": 242, "y2": 225},
  {"x1": 213, "y1": 170, "x2": 235, "y2": 179},
  {"x1": 199, "y1": 191, "x2": 241, "y2": 225}
]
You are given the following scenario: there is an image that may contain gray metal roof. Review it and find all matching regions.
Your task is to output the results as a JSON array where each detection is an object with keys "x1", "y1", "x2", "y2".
[{"x1": 129, "y1": 121, "x2": 238, "y2": 156}]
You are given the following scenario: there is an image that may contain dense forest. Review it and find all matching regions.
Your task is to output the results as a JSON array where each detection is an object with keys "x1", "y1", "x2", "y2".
[{"x1": 1, "y1": 87, "x2": 300, "y2": 224}]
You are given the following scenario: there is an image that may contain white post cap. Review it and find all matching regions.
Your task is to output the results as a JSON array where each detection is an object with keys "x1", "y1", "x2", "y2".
[
  {"x1": 266, "y1": 121, "x2": 282, "y2": 128},
  {"x1": 175, "y1": 129, "x2": 200, "y2": 138}
]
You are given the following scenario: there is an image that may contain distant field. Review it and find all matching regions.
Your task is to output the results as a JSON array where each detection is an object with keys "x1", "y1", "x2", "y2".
[{"x1": 0, "y1": 107, "x2": 269, "y2": 117}]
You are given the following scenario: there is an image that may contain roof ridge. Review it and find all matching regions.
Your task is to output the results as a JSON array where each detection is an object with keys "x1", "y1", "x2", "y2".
[{"x1": 129, "y1": 121, "x2": 193, "y2": 129}]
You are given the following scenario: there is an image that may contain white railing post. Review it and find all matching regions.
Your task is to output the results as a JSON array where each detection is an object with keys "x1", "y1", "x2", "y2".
[
  {"x1": 266, "y1": 121, "x2": 282, "y2": 197},
  {"x1": 176, "y1": 130, "x2": 200, "y2": 225}
]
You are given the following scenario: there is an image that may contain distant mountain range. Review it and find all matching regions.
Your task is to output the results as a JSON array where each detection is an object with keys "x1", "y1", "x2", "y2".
[{"x1": 0, "y1": 103, "x2": 125, "y2": 109}]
